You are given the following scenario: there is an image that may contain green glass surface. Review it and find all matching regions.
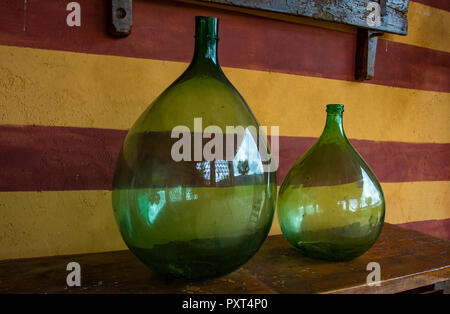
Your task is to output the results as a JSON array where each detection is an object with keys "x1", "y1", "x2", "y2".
[
  {"x1": 112, "y1": 16, "x2": 277, "y2": 280},
  {"x1": 278, "y1": 104, "x2": 385, "y2": 261}
]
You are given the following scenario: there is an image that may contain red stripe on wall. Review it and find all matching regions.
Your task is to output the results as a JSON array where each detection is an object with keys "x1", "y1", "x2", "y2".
[
  {"x1": 278, "y1": 136, "x2": 450, "y2": 185},
  {"x1": 412, "y1": 0, "x2": 450, "y2": 11},
  {"x1": 398, "y1": 218, "x2": 450, "y2": 241},
  {"x1": 0, "y1": 125, "x2": 125, "y2": 192},
  {"x1": 0, "y1": 125, "x2": 449, "y2": 192},
  {"x1": 0, "y1": 0, "x2": 448, "y2": 93}
]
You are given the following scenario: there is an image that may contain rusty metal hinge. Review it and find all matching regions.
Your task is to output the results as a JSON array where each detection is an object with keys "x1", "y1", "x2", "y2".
[{"x1": 108, "y1": 0, "x2": 132, "y2": 37}]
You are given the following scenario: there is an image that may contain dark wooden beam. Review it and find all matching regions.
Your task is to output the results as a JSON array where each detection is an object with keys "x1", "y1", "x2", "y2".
[
  {"x1": 109, "y1": 1, "x2": 409, "y2": 37},
  {"x1": 188, "y1": 0, "x2": 409, "y2": 35}
]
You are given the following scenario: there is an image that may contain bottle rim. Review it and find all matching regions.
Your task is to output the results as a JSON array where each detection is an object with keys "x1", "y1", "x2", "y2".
[{"x1": 326, "y1": 104, "x2": 344, "y2": 114}]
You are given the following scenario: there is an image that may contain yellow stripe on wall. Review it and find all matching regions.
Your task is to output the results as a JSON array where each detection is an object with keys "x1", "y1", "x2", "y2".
[
  {"x1": 0, "y1": 45, "x2": 449, "y2": 143},
  {"x1": 1, "y1": 181, "x2": 449, "y2": 260},
  {"x1": 384, "y1": 2, "x2": 450, "y2": 53},
  {"x1": 0, "y1": 190, "x2": 126, "y2": 260},
  {"x1": 272, "y1": 181, "x2": 450, "y2": 236},
  {"x1": 382, "y1": 181, "x2": 450, "y2": 224}
]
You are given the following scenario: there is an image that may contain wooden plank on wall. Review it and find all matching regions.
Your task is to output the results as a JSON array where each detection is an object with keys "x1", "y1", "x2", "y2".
[{"x1": 184, "y1": 0, "x2": 409, "y2": 34}]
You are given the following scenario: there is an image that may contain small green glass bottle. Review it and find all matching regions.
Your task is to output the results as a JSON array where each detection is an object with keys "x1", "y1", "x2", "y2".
[
  {"x1": 112, "y1": 16, "x2": 277, "y2": 280},
  {"x1": 278, "y1": 104, "x2": 385, "y2": 261}
]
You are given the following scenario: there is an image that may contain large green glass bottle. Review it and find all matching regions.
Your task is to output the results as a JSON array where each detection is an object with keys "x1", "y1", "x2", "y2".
[
  {"x1": 278, "y1": 104, "x2": 385, "y2": 261},
  {"x1": 112, "y1": 16, "x2": 277, "y2": 280}
]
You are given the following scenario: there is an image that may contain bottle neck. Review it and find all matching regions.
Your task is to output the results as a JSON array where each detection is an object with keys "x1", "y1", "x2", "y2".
[
  {"x1": 192, "y1": 35, "x2": 218, "y2": 66},
  {"x1": 324, "y1": 113, "x2": 344, "y2": 134},
  {"x1": 190, "y1": 16, "x2": 219, "y2": 68},
  {"x1": 320, "y1": 105, "x2": 346, "y2": 142}
]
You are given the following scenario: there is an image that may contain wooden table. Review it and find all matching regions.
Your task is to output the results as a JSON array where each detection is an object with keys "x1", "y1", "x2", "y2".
[{"x1": 0, "y1": 223, "x2": 449, "y2": 294}]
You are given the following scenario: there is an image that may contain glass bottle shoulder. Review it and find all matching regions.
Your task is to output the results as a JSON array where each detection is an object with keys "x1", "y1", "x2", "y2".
[{"x1": 129, "y1": 65, "x2": 257, "y2": 134}]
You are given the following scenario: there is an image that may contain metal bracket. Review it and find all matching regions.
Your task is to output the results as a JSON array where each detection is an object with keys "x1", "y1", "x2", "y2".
[
  {"x1": 108, "y1": 0, "x2": 132, "y2": 37},
  {"x1": 355, "y1": 29, "x2": 383, "y2": 81},
  {"x1": 355, "y1": 0, "x2": 386, "y2": 81}
]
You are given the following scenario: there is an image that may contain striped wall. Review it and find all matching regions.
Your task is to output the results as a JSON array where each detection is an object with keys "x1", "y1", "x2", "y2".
[{"x1": 0, "y1": 0, "x2": 448, "y2": 260}]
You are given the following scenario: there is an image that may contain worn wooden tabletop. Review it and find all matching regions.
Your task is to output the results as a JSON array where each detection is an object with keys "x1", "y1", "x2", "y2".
[{"x1": 0, "y1": 223, "x2": 449, "y2": 294}]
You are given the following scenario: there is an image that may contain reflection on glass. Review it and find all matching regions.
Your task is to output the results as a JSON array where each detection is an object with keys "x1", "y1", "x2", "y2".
[
  {"x1": 233, "y1": 128, "x2": 264, "y2": 176},
  {"x1": 278, "y1": 105, "x2": 385, "y2": 261}
]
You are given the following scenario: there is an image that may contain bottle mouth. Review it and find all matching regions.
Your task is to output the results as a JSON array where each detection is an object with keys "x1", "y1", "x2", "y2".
[
  {"x1": 326, "y1": 104, "x2": 344, "y2": 114},
  {"x1": 195, "y1": 16, "x2": 218, "y2": 40}
]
